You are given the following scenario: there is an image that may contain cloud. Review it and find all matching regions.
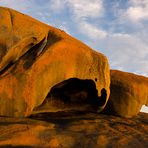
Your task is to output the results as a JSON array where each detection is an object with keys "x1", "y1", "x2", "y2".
[
  {"x1": 127, "y1": 6, "x2": 148, "y2": 22},
  {"x1": 91, "y1": 32, "x2": 148, "y2": 76},
  {"x1": 126, "y1": 0, "x2": 148, "y2": 22},
  {"x1": 49, "y1": 0, "x2": 66, "y2": 12},
  {"x1": 78, "y1": 22, "x2": 107, "y2": 39},
  {"x1": 66, "y1": 0, "x2": 106, "y2": 40},
  {"x1": 0, "y1": 0, "x2": 32, "y2": 12},
  {"x1": 66, "y1": 0, "x2": 103, "y2": 20}
]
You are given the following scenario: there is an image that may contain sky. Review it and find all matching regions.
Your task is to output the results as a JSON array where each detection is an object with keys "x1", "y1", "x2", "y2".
[{"x1": 0, "y1": 0, "x2": 147, "y2": 113}]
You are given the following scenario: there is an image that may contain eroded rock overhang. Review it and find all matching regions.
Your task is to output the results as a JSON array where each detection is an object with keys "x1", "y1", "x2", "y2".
[{"x1": 0, "y1": 7, "x2": 110, "y2": 117}]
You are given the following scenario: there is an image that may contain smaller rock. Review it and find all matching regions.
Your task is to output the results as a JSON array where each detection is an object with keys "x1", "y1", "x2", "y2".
[{"x1": 103, "y1": 70, "x2": 148, "y2": 118}]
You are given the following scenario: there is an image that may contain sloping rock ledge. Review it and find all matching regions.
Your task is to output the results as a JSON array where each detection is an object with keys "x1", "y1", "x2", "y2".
[{"x1": 0, "y1": 112, "x2": 147, "y2": 148}]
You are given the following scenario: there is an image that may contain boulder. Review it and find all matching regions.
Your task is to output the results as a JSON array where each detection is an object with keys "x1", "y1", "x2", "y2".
[
  {"x1": 0, "y1": 112, "x2": 147, "y2": 147},
  {"x1": 103, "y1": 70, "x2": 148, "y2": 118},
  {"x1": 0, "y1": 7, "x2": 110, "y2": 117}
]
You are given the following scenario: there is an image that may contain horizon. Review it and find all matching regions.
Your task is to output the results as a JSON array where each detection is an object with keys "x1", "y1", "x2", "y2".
[{"x1": 0, "y1": 0, "x2": 147, "y2": 113}]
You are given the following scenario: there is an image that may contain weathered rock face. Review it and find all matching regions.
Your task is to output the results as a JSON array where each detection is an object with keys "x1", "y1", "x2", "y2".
[
  {"x1": 103, "y1": 70, "x2": 148, "y2": 118},
  {"x1": 0, "y1": 112, "x2": 147, "y2": 147},
  {"x1": 0, "y1": 7, "x2": 110, "y2": 117}
]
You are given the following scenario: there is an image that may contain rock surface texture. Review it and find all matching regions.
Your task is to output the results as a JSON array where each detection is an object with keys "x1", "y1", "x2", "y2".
[
  {"x1": 0, "y1": 7, "x2": 110, "y2": 117},
  {"x1": 0, "y1": 112, "x2": 147, "y2": 148},
  {"x1": 103, "y1": 70, "x2": 148, "y2": 118}
]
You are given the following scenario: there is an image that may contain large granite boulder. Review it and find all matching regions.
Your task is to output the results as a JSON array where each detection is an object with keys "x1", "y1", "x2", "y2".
[
  {"x1": 103, "y1": 70, "x2": 148, "y2": 118},
  {"x1": 0, "y1": 7, "x2": 110, "y2": 117},
  {"x1": 0, "y1": 112, "x2": 147, "y2": 147}
]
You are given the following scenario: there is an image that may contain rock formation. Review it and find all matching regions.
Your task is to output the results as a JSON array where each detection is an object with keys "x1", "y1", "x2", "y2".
[
  {"x1": 0, "y1": 112, "x2": 147, "y2": 147},
  {"x1": 0, "y1": 7, "x2": 147, "y2": 148},
  {"x1": 0, "y1": 7, "x2": 110, "y2": 117},
  {"x1": 103, "y1": 70, "x2": 148, "y2": 118}
]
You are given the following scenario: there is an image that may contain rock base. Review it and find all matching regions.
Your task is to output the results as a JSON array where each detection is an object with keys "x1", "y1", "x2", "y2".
[{"x1": 0, "y1": 112, "x2": 147, "y2": 148}]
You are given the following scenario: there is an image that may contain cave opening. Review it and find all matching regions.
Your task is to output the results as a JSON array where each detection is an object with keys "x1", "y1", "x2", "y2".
[{"x1": 40, "y1": 78, "x2": 107, "y2": 112}]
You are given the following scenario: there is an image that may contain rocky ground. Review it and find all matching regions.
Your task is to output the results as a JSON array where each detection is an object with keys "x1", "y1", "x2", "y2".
[{"x1": 0, "y1": 112, "x2": 147, "y2": 148}]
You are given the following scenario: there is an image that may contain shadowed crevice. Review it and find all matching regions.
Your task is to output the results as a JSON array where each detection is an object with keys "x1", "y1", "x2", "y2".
[
  {"x1": 0, "y1": 60, "x2": 14, "y2": 75},
  {"x1": 23, "y1": 31, "x2": 62, "y2": 69},
  {"x1": 0, "y1": 31, "x2": 62, "y2": 75},
  {"x1": 46, "y1": 78, "x2": 107, "y2": 107},
  {"x1": 33, "y1": 78, "x2": 107, "y2": 113},
  {"x1": 8, "y1": 9, "x2": 14, "y2": 27},
  {"x1": 47, "y1": 78, "x2": 99, "y2": 105},
  {"x1": 98, "y1": 88, "x2": 107, "y2": 107}
]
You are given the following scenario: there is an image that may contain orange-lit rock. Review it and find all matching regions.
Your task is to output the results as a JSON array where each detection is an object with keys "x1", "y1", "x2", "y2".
[
  {"x1": 0, "y1": 7, "x2": 110, "y2": 117},
  {"x1": 0, "y1": 112, "x2": 147, "y2": 147},
  {"x1": 103, "y1": 70, "x2": 148, "y2": 118}
]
